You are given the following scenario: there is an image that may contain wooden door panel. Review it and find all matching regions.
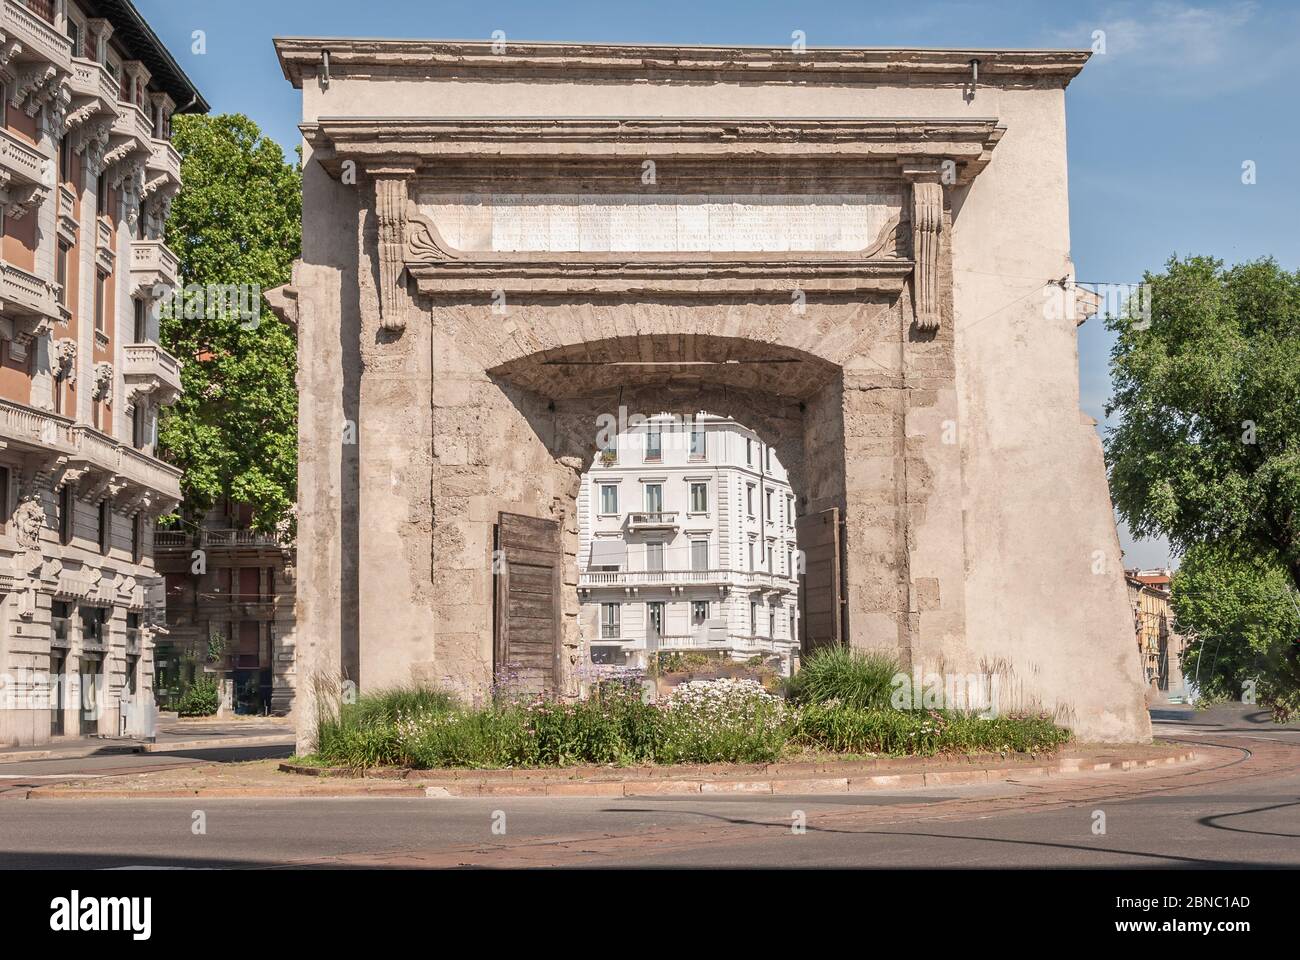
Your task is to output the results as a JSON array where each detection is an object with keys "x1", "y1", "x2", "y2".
[
  {"x1": 494, "y1": 512, "x2": 562, "y2": 696},
  {"x1": 796, "y1": 507, "x2": 842, "y2": 653}
]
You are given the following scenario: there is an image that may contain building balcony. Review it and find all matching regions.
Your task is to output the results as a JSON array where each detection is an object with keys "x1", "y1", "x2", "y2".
[
  {"x1": 624, "y1": 511, "x2": 679, "y2": 531},
  {"x1": 0, "y1": 260, "x2": 60, "y2": 341},
  {"x1": 1, "y1": 0, "x2": 73, "y2": 74},
  {"x1": 153, "y1": 529, "x2": 190, "y2": 550},
  {"x1": 580, "y1": 568, "x2": 730, "y2": 590},
  {"x1": 130, "y1": 239, "x2": 179, "y2": 293},
  {"x1": 68, "y1": 56, "x2": 121, "y2": 120},
  {"x1": 578, "y1": 567, "x2": 796, "y2": 596},
  {"x1": 201, "y1": 528, "x2": 288, "y2": 549},
  {"x1": 153, "y1": 527, "x2": 291, "y2": 556},
  {"x1": 0, "y1": 125, "x2": 49, "y2": 193},
  {"x1": 123, "y1": 342, "x2": 183, "y2": 406},
  {"x1": 0, "y1": 396, "x2": 74, "y2": 455},
  {"x1": 145, "y1": 138, "x2": 181, "y2": 187},
  {"x1": 736, "y1": 570, "x2": 795, "y2": 594},
  {"x1": 110, "y1": 100, "x2": 154, "y2": 152},
  {"x1": 66, "y1": 425, "x2": 183, "y2": 503}
]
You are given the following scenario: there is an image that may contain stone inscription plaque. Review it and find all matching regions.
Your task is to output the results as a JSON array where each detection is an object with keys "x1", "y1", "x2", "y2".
[{"x1": 417, "y1": 192, "x2": 903, "y2": 254}]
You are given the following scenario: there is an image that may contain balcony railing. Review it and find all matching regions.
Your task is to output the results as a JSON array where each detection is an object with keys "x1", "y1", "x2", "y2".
[
  {"x1": 69, "y1": 425, "x2": 183, "y2": 501},
  {"x1": 0, "y1": 397, "x2": 74, "y2": 453},
  {"x1": 110, "y1": 100, "x2": 154, "y2": 150},
  {"x1": 130, "y1": 239, "x2": 179, "y2": 289},
  {"x1": 578, "y1": 567, "x2": 796, "y2": 593},
  {"x1": 0, "y1": 126, "x2": 47, "y2": 185},
  {"x1": 625, "y1": 511, "x2": 679, "y2": 530},
  {"x1": 1, "y1": 0, "x2": 73, "y2": 68},
  {"x1": 147, "y1": 138, "x2": 181, "y2": 183},
  {"x1": 581, "y1": 568, "x2": 729, "y2": 588},
  {"x1": 0, "y1": 260, "x2": 59, "y2": 321},
  {"x1": 123, "y1": 342, "x2": 183, "y2": 403},
  {"x1": 202, "y1": 529, "x2": 287, "y2": 548},
  {"x1": 70, "y1": 56, "x2": 121, "y2": 109}
]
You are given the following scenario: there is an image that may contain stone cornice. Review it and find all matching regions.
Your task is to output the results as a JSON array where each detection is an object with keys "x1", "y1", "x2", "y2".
[
  {"x1": 408, "y1": 257, "x2": 914, "y2": 299},
  {"x1": 275, "y1": 38, "x2": 1089, "y2": 89},
  {"x1": 306, "y1": 117, "x2": 1005, "y2": 184}
]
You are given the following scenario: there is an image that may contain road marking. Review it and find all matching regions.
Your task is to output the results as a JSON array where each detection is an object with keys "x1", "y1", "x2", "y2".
[{"x1": 0, "y1": 774, "x2": 105, "y2": 779}]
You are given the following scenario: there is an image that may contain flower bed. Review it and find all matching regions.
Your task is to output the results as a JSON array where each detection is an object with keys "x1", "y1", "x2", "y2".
[{"x1": 308, "y1": 679, "x2": 1070, "y2": 770}]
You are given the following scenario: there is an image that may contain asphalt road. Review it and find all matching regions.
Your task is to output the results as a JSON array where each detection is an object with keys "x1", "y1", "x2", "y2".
[{"x1": 1, "y1": 705, "x2": 1296, "y2": 869}]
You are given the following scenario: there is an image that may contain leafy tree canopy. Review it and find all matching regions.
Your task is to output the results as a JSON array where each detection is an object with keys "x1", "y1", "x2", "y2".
[
  {"x1": 1173, "y1": 544, "x2": 1300, "y2": 721},
  {"x1": 1105, "y1": 255, "x2": 1300, "y2": 591},
  {"x1": 160, "y1": 114, "x2": 301, "y2": 533}
]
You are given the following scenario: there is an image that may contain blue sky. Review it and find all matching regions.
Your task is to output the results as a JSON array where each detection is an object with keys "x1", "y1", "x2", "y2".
[{"x1": 135, "y1": 0, "x2": 1300, "y2": 568}]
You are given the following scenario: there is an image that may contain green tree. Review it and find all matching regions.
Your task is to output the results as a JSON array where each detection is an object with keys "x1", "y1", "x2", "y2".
[
  {"x1": 159, "y1": 114, "x2": 301, "y2": 533},
  {"x1": 1105, "y1": 256, "x2": 1300, "y2": 590},
  {"x1": 1173, "y1": 545, "x2": 1300, "y2": 720}
]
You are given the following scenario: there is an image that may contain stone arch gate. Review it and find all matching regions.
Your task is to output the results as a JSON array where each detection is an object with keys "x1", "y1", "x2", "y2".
[{"x1": 272, "y1": 40, "x2": 1150, "y2": 743}]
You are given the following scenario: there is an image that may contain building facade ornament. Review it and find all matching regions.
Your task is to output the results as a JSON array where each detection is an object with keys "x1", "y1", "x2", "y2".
[
  {"x1": 53, "y1": 338, "x2": 78, "y2": 385},
  {"x1": 3, "y1": 181, "x2": 50, "y2": 220},
  {"x1": 93, "y1": 361, "x2": 114, "y2": 402},
  {"x1": 909, "y1": 179, "x2": 945, "y2": 332},
  {"x1": 372, "y1": 168, "x2": 415, "y2": 333},
  {"x1": 12, "y1": 494, "x2": 45, "y2": 550},
  {"x1": 9, "y1": 63, "x2": 58, "y2": 112}
]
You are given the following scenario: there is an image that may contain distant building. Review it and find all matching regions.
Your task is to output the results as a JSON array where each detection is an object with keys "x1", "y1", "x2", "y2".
[
  {"x1": 578, "y1": 414, "x2": 800, "y2": 673},
  {"x1": 153, "y1": 502, "x2": 296, "y2": 715},
  {"x1": 1125, "y1": 568, "x2": 1186, "y2": 699}
]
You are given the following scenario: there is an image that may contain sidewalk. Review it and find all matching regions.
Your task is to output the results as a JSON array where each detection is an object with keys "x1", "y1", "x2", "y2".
[
  {"x1": 0, "y1": 719, "x2": 294, "y2": 764},
  {"x1": 23, "y1": 741, "x2": 1198, "y2": 800}
]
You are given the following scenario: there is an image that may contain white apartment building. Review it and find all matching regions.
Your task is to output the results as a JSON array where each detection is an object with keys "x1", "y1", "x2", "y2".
[
  {"x1": 0, "y1": 0, "x2": 205, "y2": 745},
  {"x1": 577, "y1": 413, "x2": 800, "y2": 671}
]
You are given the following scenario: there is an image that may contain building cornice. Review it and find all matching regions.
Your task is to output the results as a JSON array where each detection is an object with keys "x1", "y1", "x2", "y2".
[
  {"x1": 305, "y1": 117, "x2": 1005, "y2": 186},
  {"x1": 274, "y1": 38, "x2": 1089, "y2": 89}
]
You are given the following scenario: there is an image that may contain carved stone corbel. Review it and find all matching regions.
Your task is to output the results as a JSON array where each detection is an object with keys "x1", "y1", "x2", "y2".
[
  {"x1": 75, "y1": 116, "x2": 113, "y2": 157},
  {"x1": 3, "y1": 182, "x2": 50, "y2": 221},
  {"x1": 53, "y1": 338, "x2": 77, "y2": 386},
  {"x1": 9, "y1": 64, "x2": 56, "y2": 111},
  {"x1": 901, "y1": 169, "x2": 946, "y2": 332},
  {"x1": 93, "y1": 361, "x2": 114, "y2": 404},
  {"x1": 0, "y1": 39, "x2": 23, "y2": 80},
  {"x1": 369, "y1": 166, "x2": 417, "y2": 334},
  {"x1": 63, "y1": 100, "x2": 101, "y2": 135}
]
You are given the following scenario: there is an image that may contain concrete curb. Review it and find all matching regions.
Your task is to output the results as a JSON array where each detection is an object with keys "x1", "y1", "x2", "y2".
[
  {"x1": 140, "y1": 735, "x2": 295, "y2": 753},
  {"x1": 25, "y1": 746, "x2": 1199, "y2": 800},
  {"x1": 417, "y1": 750, "x2": 1200, "y2": 798},
  {"x1": 0, "y1": 734, "x2": 294, "y2": 764},
  {"x1": 0, "y1": 745, "x2": 140, "y2": 764}
]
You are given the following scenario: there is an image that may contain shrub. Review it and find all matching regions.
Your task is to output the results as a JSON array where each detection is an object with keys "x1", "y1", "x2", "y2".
[
  {"x1": 176, "y1": 676, "x2": 219, "y2": 717},
  {"x1": 787, "y1": 647, "x2": 900, "y2": 710},
  {"x1": 791, "y1": 705, "x2": 1070, "y2": 757},
  {"x1": 650, "y1": 679, "x2": 788, "y2": 764},
  {"x1": 309, "y1": 681, "x2": 1071, "y2": 769}
]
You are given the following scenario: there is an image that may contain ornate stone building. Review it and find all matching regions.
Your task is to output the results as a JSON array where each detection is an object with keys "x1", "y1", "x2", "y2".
[
  {"x1": 272, "y1": 39, "x2": 1150, "y2": 743},
  {"x1": 0, "y1": 0, "x2": 205, "y2": 745}
]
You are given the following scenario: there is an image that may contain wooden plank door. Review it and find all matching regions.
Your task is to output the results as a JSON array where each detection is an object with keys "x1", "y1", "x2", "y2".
[
  {"x1": 796, "y1": 507, "x2": 842, "y2": 653},
  {"x1": 494, "y1": 512, "x2": 563, "y2": 697}
]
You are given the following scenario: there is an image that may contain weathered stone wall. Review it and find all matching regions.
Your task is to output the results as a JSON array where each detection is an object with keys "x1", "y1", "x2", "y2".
[{"x1": 281, "y1": 41, "x2": 1151, "y2": 744}]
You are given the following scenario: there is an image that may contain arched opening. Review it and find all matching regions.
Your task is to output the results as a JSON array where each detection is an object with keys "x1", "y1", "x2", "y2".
[
  {"x1": 482, "y1": 332, "x2": 855, "y2": 699},
  {"x1": 575, "y1": 410, "x2": 802, "y2": 682}
]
